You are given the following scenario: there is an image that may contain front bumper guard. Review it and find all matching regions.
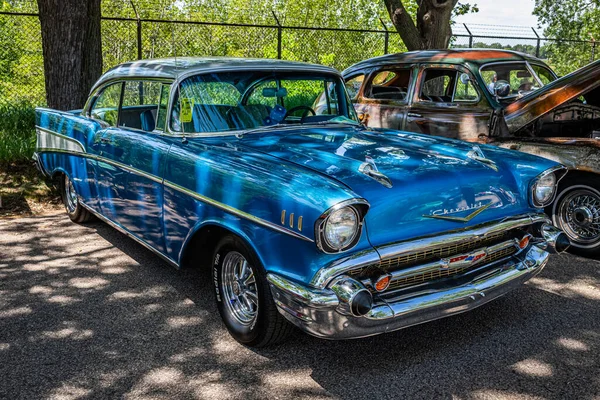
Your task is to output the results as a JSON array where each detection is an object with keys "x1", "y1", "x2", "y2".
[{"x1": 267, "y1": 244, "x2": 551, "y2": 340}]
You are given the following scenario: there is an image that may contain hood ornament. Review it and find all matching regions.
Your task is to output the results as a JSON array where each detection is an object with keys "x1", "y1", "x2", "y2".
[
  {"x1": 358, "y1": 156, "x2": 393, "y2": 188},
  {"x1": 424, "y1": 202, "x2": 493, "y2": 222},
  {"x1": 467, "y1": 145, "x2": 498, "y2": 172}
]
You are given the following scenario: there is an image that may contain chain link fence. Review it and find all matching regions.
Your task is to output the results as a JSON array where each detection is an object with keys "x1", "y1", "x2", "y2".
[{"x1": 0, "y1": 11, "x2": 598, "y2": 108}]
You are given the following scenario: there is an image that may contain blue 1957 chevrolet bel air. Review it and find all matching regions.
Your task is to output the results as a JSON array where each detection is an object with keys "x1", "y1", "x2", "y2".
[{"x1": 34, "y1": 57, "x2": 570, "y2": 347}]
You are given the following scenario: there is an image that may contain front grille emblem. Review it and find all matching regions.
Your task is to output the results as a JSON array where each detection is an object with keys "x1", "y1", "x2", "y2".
[{"x1": 441, "y1": 249, "x2": 487, "y2": 270}]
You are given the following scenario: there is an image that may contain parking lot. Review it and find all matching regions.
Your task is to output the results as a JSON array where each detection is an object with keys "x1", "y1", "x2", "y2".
[{"x1": 0, "y1": 212, "x2": 598, "y2": 399}]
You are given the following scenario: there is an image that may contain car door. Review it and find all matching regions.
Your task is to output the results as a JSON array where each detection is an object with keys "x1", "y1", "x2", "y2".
[
  {"x1": 405, "y1": 65, "x2": 491, "y2": 142},
  {"x1": 87, "y1": 82, "x2": 129, "y2": 223},
  {"x1": 112, "y1": 80, "x2": 174, "y2": 254},
  {"x1": 346, "y1": 66, "x2": 415, "y2": 131}
]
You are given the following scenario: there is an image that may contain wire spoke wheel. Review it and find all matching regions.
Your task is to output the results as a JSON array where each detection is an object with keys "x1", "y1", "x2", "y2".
[
  {"x1": 221, "y1": 251, "x2": 259, "y2": 326},
  {"x1": 557, "y1": 189, "x2": 600, "y2": 245}
]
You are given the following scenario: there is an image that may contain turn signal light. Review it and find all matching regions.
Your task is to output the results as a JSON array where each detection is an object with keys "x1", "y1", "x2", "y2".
[
  {"x1": 374, "y1": 274, "x2": 391, "y2": 292},
  {"x1": 519, "y1": 235, "x2": 531, "y2": 249}
]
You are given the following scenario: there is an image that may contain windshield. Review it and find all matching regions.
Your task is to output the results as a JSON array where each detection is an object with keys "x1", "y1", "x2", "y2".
[
  {"x1": 480, "y1": 62, "x2": 557, "y2": 100},
  {"x1": 171, "y1": 71, "x2": 358, "y2": 134}
]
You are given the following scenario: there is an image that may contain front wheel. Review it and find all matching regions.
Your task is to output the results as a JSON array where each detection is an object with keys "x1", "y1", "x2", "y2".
[
  {"x1": 60, "y1": 174, "x2": 94, "y2": 223},
  {"x1": 552, "y1": 177, "x2": 600, "y2": 256},
  {"x1": 212, "y1": 235, "x2": 292, "y2": 347}
]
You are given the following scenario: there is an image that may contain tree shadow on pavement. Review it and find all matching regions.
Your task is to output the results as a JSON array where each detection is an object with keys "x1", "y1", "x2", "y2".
[{"x1": 0, "y1": 214, "x2": 598, "y2": 400}]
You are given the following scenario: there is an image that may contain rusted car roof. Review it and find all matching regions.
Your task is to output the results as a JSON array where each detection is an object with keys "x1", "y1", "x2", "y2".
[{"x1": 343, "y1": 49, "x2": 541, "y2": 75}]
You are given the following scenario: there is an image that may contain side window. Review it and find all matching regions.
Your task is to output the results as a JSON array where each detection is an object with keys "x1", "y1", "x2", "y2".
[
  {"x1": 453, "y1": 74, "x2": 479, "y2": 102},
  {"x1": 344, "y1": 74, "x2": 364, "y2": 100},
  {"x1": 90, "y1": 83, "x2": 122, "y2": 127},
  {"x1": 420, "y1": 69, "x2": 454, "y2": 102},
  {"x1": 155, "y1": 84, "x2": 170, "y2": 132},
  {"x1": 531, "y1": 64, "x2": 556, "y2": 86},
  {"x1": 368, "y1": 69, "x2": 411, "y2": 102},
  {"x1": 120, "y1": 80, "x2": 165, "y2": 132}
]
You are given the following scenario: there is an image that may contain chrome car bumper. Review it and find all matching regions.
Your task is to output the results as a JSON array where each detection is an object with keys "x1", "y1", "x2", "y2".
[
  {"x1": 267, "y1": 224, "x2": 565, "y2": 340},
  {"x1": 32, "y1": 152, "x2": 49, "y2": 177}
]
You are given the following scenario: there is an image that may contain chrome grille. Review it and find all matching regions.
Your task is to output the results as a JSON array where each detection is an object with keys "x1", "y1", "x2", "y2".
[
  {"x1": 379, "y1": 230, "x2": 508, "y2": 272},
  {"x1": 384, "y1": 244, "x2": 517, "y2": 291}
]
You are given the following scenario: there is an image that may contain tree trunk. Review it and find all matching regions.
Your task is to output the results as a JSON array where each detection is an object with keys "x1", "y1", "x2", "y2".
[
  {"x1": 37, "y1": 0, "x2": 102, "y2": 110},
  {"x1": 384, "y1": 0, "x2": 458, "y2": 51}
]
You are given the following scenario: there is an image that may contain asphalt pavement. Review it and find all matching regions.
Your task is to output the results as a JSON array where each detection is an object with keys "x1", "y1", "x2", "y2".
[{"x1": 0, "y1": 212, "x2": 598, "y2": 400}]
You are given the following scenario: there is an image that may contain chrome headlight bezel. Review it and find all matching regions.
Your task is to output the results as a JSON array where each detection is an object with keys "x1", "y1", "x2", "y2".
[
  {"x1": 315, "y1": 199, "x2": 369, "y2": 254},
  {"x1": 530, "y1": 166, "x2": 567, "y2": 208}
]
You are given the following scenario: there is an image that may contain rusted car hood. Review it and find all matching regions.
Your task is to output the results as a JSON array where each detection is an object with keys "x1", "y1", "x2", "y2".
[{"x1": 504, "y1": 59, "x2": 600, "y2": 133}]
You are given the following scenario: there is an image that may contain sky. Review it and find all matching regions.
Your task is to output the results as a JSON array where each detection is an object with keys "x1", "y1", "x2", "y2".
[{"x1": 454, "y1": 0, "x2": 539, "y2": 28}]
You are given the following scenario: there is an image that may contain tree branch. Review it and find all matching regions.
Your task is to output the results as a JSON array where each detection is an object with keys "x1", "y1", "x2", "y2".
[{"x1": 384, "y1": 0, "x2": 423, "y2": 51}]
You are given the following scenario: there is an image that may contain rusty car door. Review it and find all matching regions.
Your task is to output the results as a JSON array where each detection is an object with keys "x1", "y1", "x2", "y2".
[
  {"x1": 405, "y1": 64, "x2": 491, "y2": 142},
  {"x1": 347, "y1": 65, "x2": 416, "y2": 131}
]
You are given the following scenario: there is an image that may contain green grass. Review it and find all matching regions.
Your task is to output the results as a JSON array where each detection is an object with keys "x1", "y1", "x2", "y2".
[{"x1": 0, "y1": 101, "x2": 36, "y2": 165}]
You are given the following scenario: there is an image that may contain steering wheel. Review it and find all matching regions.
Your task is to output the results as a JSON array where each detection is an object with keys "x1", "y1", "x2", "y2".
[{"x1": 284, "y1": 105, "x2": 316, "y2": 121}]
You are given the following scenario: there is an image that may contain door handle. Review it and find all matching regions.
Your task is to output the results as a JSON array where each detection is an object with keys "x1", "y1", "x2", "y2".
[
  {"x1": 100, "y1": 137, "x2": 111, "y2": 144},
  {"x1": 407, "y1": 113, "x2": 423, "y2": 118}
]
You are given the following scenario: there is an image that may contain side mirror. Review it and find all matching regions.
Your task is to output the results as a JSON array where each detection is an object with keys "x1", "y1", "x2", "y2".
[
  {"x1": 459, "y1": 73, "x2": 471, "y2": 85},
  {"x1": 493, "y1": 80, "x2": 511, "y2": 98}
]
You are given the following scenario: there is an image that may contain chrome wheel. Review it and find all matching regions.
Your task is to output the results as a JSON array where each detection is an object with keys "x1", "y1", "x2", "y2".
[
  {"x1": 557, "y1": 188, "x2": 600, "y2": 246},
  {"x1": 221, "y1": 251, "x2": 258, "y2": 326},
  {"x1": 64, "y1": 175, "x2": 78, "y2": 213}
]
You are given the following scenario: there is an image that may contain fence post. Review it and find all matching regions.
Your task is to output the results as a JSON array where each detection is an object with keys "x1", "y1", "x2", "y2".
[
  {"x1": 532, "y1": 27, "x2": 541, "y2": 58},
  {"x1": 592, "y1": 39, "x2": 597, "y2": 63},
  {"x1": 272, "y1": 11, "x2": 282, "y2": 59},
  {"x1": 379, "y1": 18, "x2": 389, "y2": 54},
  {"x1": 129, "y1": 0, "x2": 142, "y2": 59},
  {"x1": 463, "y1": 23, "x2": 473, "y2": 48}
]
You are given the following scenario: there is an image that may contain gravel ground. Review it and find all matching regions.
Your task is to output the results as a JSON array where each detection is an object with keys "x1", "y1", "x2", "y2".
[{"x1": 0, "y1": 212, "x2": 598, "y2": 400}]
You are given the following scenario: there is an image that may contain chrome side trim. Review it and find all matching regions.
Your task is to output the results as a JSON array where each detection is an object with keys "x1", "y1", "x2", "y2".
[
  {"x1": 79, "y1": 202, "x2": 179, "y2": 268},
  {"x1": 163, "y1": 180, "x2": 314, "y2": 242},
  {"x1": 38, "y1": 146, "x2": 313, "y2": 242},
  {"x1": 36, "y1": 126, "x2": 86, "y2": 154},
  {"x1": 310, "y1": 213, "x2": 549, "y2": 289}
]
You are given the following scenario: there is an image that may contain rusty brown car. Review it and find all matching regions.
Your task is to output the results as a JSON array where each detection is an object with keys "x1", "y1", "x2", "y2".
[{"x1": 343, "y1": 49, "x2": 600, "y2": 255}]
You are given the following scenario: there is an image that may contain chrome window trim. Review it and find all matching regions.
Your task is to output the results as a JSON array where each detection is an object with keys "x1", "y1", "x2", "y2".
[{"x1": 35, "y1": 140, "x2": 313, "y2": 242}]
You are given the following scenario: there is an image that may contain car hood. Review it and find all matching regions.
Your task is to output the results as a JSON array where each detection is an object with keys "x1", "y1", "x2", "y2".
[
  {"x1": 238, "y1": 125, "x2": 546, "y2": 247},
  {"x1": 504, "y1": 59, "x2": 600, "y2": 133}
]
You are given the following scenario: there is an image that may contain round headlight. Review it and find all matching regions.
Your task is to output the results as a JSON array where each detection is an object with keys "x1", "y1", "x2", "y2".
[
  {"x1": 323, "y1": 207, "x2": 359, "y2": 251},
  {"x1": 534, "y1": 172, "x2": 557, "y2": 206}
]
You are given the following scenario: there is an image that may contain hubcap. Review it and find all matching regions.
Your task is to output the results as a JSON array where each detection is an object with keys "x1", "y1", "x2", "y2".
[
  {"x1": 65, "y1": 176, "x2": 78, "y2": 212},
  {"x1": 221, "y1": 251, "x2": 258, "y2": 325},
  {"x1": 558, "y1": 189, "x2": 600, "y2": 245}
]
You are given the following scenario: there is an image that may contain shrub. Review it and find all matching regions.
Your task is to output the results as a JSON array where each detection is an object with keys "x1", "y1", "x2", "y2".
[{"x1": 0, "y1": 101, "x2": 36, "y2": 165}]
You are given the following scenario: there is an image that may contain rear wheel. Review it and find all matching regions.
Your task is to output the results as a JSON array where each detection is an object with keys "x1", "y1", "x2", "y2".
[
  {"x1": 212, "y1": 235, "x2": 292, "y2": 347},
  {"x1": 60, "y1": 174, "x2": 94, "y2": 223},
  {"x1": 552, "y1": 176, "x2": 600, "y2": 256}
]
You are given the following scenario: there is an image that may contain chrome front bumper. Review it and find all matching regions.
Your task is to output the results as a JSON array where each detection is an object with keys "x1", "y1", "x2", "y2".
[{"x1": 268, "y1": 243, "x2": 552, "y2": 340}]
